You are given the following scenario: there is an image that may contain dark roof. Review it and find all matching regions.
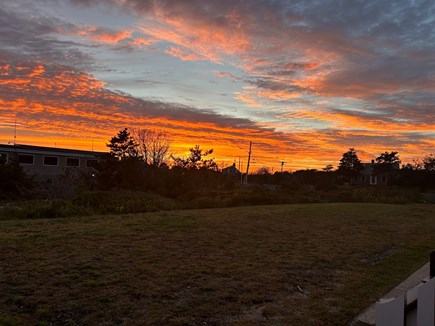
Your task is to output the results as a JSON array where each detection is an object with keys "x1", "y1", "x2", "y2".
[
  {"x1": 222, "y1": 164, "x2": 240, "y2": 174},
  {"x1": 0, "y1": 144, "x2": 106, "y2": 157},
  {"x1": 360, "y1": 161, "x2": 400, "y2": 175}
]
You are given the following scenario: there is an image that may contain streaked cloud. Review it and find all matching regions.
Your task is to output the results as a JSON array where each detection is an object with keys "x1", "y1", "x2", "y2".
[
  {"x1": 0, "y1": 0, "x2": 434, "y2": 169},
  {"x1": 75, "y1": 26, "x2": 132, "y2": 44}
]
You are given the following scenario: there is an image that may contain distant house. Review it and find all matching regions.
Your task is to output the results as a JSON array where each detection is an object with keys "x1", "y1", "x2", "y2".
[
  {"x1": 0, "y1": 144, "x2": 106, "y2": 178},
  {"x1": 221, "y1": 163, "x2": 240, "y2": 175},
  {"x1": 222, "y1": 163, "x2": 243, "y2": 183},
  {"x1": 351, "y1": 160, "x2": 400, "y2": 186}
]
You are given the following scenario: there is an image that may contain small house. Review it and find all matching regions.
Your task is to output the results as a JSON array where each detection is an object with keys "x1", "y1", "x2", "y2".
[
  {"x1": 351, "y1": 160, "x2": 400, "y2": 186},
  {"x1": 221, "y1": 163, "x2": 240, "y2": 175}
]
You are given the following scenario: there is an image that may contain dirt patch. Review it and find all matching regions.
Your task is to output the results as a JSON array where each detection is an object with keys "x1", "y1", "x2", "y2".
[{"x1": 361, "y1": 246, "x2": 402, "y2": 266}]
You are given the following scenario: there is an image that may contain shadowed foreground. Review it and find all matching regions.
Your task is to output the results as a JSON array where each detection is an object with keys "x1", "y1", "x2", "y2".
[{"x1": 1, "y1": 203, "x2": 435, "y2": 325}]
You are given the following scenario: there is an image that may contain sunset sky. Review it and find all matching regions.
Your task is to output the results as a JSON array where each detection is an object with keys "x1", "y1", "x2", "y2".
[{"x1": 1, "y1": 0, "x2": 434, "y2": 171}]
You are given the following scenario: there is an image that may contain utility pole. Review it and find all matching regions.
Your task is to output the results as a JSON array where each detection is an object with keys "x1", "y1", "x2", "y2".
[
  {"x1": 13, "y1": 114, "x2": 17, "y2": 146},
  {"x1": 240, "y1": 159, "x2": 243, "y2": 184},
  {"x1": 245, "y1": 141, "x2": 252, "y2": 184},
  {"x1": 280, "y1": 161, "x2": 286, "y2": 173}
]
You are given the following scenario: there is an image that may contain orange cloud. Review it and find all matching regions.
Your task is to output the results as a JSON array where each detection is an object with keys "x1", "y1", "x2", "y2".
[
  {"x1": 0, "y1": 64, "x2": 11, "y2": 76},
  {"x1": 287, "y1": 109, "x2": 435, "y2": 133},
  {"x1": 28, "y1": 65, "x2": 45, "y2": 77},
  {"x1": 0, "y1": 60, "x2": 294, "y2": 166},
  {"x1": 1, "y1": 59, "x2": 433, "y2": 171}
]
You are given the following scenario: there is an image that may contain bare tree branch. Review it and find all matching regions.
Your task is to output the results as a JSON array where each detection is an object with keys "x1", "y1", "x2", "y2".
[{"x1": 132, "y1": 128, "x2": 172, "y2": 167}]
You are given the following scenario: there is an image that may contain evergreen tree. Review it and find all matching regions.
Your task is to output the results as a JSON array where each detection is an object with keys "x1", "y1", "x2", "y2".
[
  {"x1": 107, "y1": 128, "x2": 139, "y2": 160},
  {"x1": 172, "y1": 145, "x2": 217, "y2": 170},
  {"x1": 337, "y1": 148, "x2": 364, "y2": 182}
]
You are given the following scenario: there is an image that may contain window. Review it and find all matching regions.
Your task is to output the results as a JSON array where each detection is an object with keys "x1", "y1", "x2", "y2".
[
  {"x1": 18, "y1": 154, "x2": 34, "y2": 165},
  {"x1": 66, "y1": 157, "x2": 80, "y2": 167},
  {"x1": 43, "y1": 156, "x2": 58, "y2": 166},
  {"x1": 86, "y1": 159, "x2": 98, "y2": 168},
  {"x1": 370, "y1": 175, "x2": 377, "y2": 185},
  {"x1": 381, "y1": 175, "x2": 387, "y2": 182}
]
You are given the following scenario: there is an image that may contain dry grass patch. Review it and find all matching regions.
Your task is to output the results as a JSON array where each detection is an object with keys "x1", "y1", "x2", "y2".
[{"x1": 1, "y1": 203, "x2": 435, "y2": 325}]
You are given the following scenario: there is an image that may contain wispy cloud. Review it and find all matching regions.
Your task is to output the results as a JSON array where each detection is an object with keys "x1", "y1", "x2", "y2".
[
  {"x1": 75, "y1": 26, "x2": 132, "y2": 44},
  {"x1": 1, "y1": 0, "x2": 434, "y2": 168}
]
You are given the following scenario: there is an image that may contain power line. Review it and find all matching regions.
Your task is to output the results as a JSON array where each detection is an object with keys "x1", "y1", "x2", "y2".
[{"x1": 245, "y1": 141, "x2": 252, "y2": 184}]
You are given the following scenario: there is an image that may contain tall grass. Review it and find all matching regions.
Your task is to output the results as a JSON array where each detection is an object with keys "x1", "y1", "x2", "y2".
[{"x1": 0, "y1": 186, "x2": 425, "y2": 221}]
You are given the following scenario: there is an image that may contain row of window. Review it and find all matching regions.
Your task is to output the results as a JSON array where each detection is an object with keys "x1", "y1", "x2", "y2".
[
  {"x1": 1, "y1": 153, "x2": 98, "y2": 168},
  {"x1": 358, "y1": 175, "x2": 387, "y2": 182}
]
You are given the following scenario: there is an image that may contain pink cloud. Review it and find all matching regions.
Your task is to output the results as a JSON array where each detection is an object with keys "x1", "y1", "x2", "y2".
[
  {"x1": 130, "y1": 37, "x2": 155, "y2": 47},
  {"x1": 76, "y1": 26, "x2": 132, "y2": 44},
  {"x1": 165, "y1": 47, "x2": 203, "y2": 61},
  {"x1": 213, "y1": 71, "x2": 240, "y2": 81}
]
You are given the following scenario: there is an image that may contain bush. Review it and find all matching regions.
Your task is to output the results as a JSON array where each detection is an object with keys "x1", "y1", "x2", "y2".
[
  {"x1": 0, "y1": 163, "x2": 34, "y2": 200},
  {"x1": 0, "y1": 200, "x2": 88, "y2": 220},
  {"x1": 73, "y1": 190, "x2": 179, "y2": 214},
  {"x1": 317, "y1": 186, "x2": 421, "y2": 204}
]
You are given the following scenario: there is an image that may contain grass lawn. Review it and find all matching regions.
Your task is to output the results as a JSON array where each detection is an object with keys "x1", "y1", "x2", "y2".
[{"x1": 1, "y1": 203, "x2": 435, "y2": 325}]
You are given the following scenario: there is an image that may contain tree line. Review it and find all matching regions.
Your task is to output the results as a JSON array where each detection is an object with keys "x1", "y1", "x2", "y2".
[
  {"x1": 247, "y1": 147, "x2": 435, "y2": 191},
  {"x1": 100, "y1": 129, "x2": 435, "y2": 191},
  {"x1": 1, "y1": 129, "x2": 434, "y2": 201}
]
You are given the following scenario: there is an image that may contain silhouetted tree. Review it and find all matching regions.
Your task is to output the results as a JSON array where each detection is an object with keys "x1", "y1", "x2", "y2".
[
  {"x1": 398, "y1": 154, "x2": 435, "y2": 190},
  {"x1": 107, "y1": 128, "x2": 139, "y2": 161},
  {"x1": 256, "y1": 167, "x2": 271, "y2": 175},
  {"x1": 337, "y1": 148, "x2": 364, "y2": 182},
  {"x1": 374, "y1": 151, "x2": 401, "y2": 176},
  {"x1": 323, "y1": 164, "x2": 334, "y2": 172},
  {"x1": 172, "y1": 145, "x2": 217, "y2": 170},
  {"x1": 423, "y1": 154, "x2": 435, "y2": 171},
  {"x1": 133, "y1": 128, "x2": 172, "y2": 167},
  {"x1": 376, "y1": 151, "x2": 401, "y2": 165}
]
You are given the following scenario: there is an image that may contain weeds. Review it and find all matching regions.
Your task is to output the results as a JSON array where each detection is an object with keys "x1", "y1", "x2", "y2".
[{"x1": 0, "y1": 186, "x2": 426, "y2": 221}]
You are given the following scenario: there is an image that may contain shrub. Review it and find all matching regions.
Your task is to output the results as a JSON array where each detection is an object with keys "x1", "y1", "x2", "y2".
[
  {"x1": 73, "y1": 190, "x2": 179, "y2": 214},
  {"x1": 0, "y1": 162, "x2": 34, "y2": 200}
]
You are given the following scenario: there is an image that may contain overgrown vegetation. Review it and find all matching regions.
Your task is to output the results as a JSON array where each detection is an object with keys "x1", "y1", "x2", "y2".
[{"x1": 0, "y1": 160, "x2": 34, "y2": 201}]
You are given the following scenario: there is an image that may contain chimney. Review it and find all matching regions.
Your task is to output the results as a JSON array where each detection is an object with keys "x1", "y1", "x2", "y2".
[{"x1": 371, "y1": 159, "x2": 375, "y2": 164}]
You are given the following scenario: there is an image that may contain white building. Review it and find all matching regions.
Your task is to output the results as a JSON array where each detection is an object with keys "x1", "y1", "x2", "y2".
[{"x1": 0, "y1": 144, "x2": 105, "y2": 178}]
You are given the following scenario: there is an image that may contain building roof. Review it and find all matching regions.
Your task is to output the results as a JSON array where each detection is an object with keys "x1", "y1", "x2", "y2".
[
  {"x1": 360, "y1": 161, "x2": 400, "y2": 175},
  {"x1": 222, "y1": 164, "x2": 240, "y2": 174},
  {"x1": 0, "y1": 144, "x2": 107, "y2": 158}
]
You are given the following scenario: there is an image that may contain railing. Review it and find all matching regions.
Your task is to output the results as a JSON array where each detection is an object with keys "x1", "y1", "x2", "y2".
[{"x1": 376, "y1": 252, "x2": 435, "y2": 326}]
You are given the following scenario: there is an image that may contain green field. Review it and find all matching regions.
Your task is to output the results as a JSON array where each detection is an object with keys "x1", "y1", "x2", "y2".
[{"x1": 1, "y1": 203, "x2": 435, "y2": 325}]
